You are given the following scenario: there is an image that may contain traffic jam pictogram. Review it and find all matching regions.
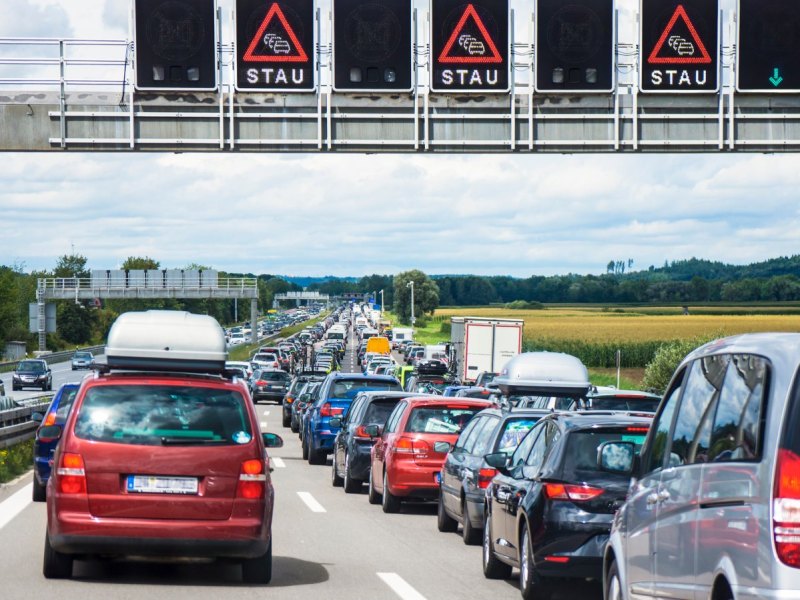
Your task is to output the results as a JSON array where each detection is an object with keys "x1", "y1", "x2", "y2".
[
  {"x1": 431, "y1": 0, "x2": 509, "y2": 92},
  {"x1": 640, "y1": 0, "x2": 718, "y2": 92}
]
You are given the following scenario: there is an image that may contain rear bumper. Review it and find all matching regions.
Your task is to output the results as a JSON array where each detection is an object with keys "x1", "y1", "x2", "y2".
[
  {"x1": 388, "y1": 464, "x2": 442, "y2": 498},
  {"x1": 348, "y1": 444, "x2": 373, "y2": 480},
  {"x1": 252, "y1": 390, "x2": 286, "y2": 401},
  {"x1": 535, "y1": 532, "x2": 608, "y2": 579},
  {"x1": 310, "y1": 431, "x2": 335, "y2": 453}
]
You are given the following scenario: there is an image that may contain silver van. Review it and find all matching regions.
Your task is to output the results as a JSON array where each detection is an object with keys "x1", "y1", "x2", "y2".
[{"x1": 602, "y1": 333, "x2": 800, "y2": 600}]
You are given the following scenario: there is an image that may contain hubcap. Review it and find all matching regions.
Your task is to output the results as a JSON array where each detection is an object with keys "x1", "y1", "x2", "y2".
[
  {"x1": 608, "y1": 573, "x2": 621, "y2": 600},
  {"x1": 521, "y1": 530, "x2": 530, "y2": 585}
]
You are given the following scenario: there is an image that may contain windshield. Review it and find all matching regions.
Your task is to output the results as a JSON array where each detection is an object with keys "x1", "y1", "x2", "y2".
[
  {"x1": 18, "y1": 360, "x2": 45, "y2": 372},
  {"x1": 405, "y1": 406, "x2": 481, "y2": 434},
  {"x1": 261, "y1": 371, "x2": 290, "y2": 382},
  {"x1": 330, "y1": 379, "x2": 401, "y2": 399},
  {"x1": 74, "y1": 385, "x2": 251, "y2": 446},
  {"x1": 73, "y1": 352, "x2": 92, "y2": 359}
]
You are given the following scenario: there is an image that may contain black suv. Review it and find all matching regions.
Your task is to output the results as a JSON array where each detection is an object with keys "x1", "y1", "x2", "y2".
[
  {"x1": 482, "y1": 412, "x2": 651, "y2": 599},
  {"x1": 12, "y1": 359, "x2": 52, "y2": 391},
  {"x1": 438, "y1": 407, "x2": 548, "y2": 544}
]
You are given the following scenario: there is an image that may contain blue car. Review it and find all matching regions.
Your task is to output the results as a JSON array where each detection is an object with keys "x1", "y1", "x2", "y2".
[
  {"x1": 31, "y1": 383, "x2": 80, "y2": 502},
  {"x1": 302, "y1": 374, "x2": 401, "y2": 465}
]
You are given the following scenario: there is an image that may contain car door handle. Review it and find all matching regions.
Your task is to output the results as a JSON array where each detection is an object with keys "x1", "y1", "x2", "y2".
[{"x1": 658, "y1": 490, "x2": 671, "y2": 502}]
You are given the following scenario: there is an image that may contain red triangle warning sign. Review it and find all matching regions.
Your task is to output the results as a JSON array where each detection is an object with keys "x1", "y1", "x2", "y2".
[
  {"x1": 243, "y1": 3, "x2": 308, "y2": 63},
  {"x1": 438, "y1": 4, "x2": 503, "y2": 64},
  {"x1": 647, "y1": 4, "x2": 711, "y2": 65}
]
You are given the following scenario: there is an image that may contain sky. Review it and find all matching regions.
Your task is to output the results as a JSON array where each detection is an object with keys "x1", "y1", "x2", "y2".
[{"x1": 0, "y1": 0, "x2": 798, "y2": 279}]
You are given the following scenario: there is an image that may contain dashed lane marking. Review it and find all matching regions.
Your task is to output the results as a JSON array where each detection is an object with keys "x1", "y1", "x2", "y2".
[
  {"x1": 377, "y1": 572, "x2": 428, "y2": 600},
  {"x1": 0, "y1": 484, "x2": 32, "y2": 531},
  {"x1": 297, "y1": 491, "x2": 326, "y2": 513},
  {"x1": 271, "y1": 457, "x2": 286, "y2": 468}
]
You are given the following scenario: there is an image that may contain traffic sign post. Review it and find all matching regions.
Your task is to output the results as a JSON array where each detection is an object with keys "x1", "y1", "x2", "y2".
[
  {"x1": 535, "y1": 0, "x2": 615, "y2": 93},
  {"x1": 430, "y1": 0, "x2": 510, "y2": 93},
  {"x1": 639, "y1": 0, "x2": 719, "y2": 93},
  {"x1": 332, "y1": 0, "x2": 413, "y2": 92},
  {"x1": 134, "y1": 0, "x2": 218, "y2": 91},
  {"x1": 235, "y1": 0, "x2": 316, "y2": 92},
  {"x1": 737, "y1": 0, "x2": 800, "y2": 93}
]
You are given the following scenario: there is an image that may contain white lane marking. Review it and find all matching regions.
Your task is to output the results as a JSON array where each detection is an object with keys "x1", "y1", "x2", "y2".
[
  {"x1": 271, "y1": 457, "x2": 285, "y2": 468},
  {"x1": 262, "y1": 410, "x2": 270, "y2": 416},
  {"x1": 297, "y1": 491, "x2": 326, "y2": 513},
  {"x1": 0, "y1": 484, "x2": 33, "y2": 530},
  {"x1": 260, "y1": 421, "x2": 268, "y2": 429},
  {"x1": 377, "y1": 573, "x2": 428, "y2": 600}
]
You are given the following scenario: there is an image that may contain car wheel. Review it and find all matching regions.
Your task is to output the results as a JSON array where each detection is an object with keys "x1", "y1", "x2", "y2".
[
  {"x1": 462, "y1": 499, "x2": 481, "y2": 545},
  {"x1": 520, "y1": 525, "x2": 550, "y2": 600},
  {"x1": 343, "y1": 454, "x2": 362, "y2": 493},
  {"x1": 301, "y1": 436, "x2": 309, "y2": 460},
  {"x1": 437, "y1": 492, "x2": 458, "y2": 532},
  {"x1": 367, "y1": 468, "x2": 381, "y2": 505},
  {"x1": 12, "y1": 385, "x2": 19, "y2": 392},
  {"x1": 241, "y1": 541, "x2": 272, "y2": 584},
  {"x1": 32, "y1": 477, "x2": 46, "y2": 503},
  {"x1": 308, "y1": 445, "x2": 326, "y2": 465},
  {"x1": 331, "y1": 455, "x2": 343, "y2": 487},
  {"x1": 42, "y1": 533, "x2": 73, "y2": 579},
  {"x1": 482, "y1": 512, "x2": 512, "y2": 579},
  {"x1": 606, "y1": 560, "x2": 622, "y2": 600},
  {"x1": 282, "y1": 411, "x2": 290, "y2": 428},
  {"x1": 381, "y1": 471, "x2": 401, "y2": 514},
  {"x1": 290, "y1": 418, "x2": 299, "y2": 434}
]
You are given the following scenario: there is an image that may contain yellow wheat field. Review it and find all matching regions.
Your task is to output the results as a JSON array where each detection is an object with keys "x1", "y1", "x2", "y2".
[{"x1": 434, "y1": 307, "x2": 800, "y2": 343}]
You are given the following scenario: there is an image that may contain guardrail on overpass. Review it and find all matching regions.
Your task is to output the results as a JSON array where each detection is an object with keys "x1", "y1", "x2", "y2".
[{"x1": 0, "y1": 396, "x2": 51, "y2": 450}]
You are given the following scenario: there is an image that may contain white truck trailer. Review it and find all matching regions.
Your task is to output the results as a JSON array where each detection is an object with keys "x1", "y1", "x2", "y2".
[{"x1": 450, "y1": 316, "x2": 524, "y2": 384}]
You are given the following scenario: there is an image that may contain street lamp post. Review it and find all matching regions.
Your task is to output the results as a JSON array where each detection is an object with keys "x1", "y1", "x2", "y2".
[
  {"x1": 407, "y1": 281, "x2": 415, "y2": 327},
  {"x1": 379, "y1": 289, "x2": 384, "y2": 317}
]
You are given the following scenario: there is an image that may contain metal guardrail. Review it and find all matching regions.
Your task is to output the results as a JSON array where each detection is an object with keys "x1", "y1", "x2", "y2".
[
  {"x1": 0, "y1": 395, "x2": 51, "y2": 449},
  {"x1": 0, "y1": 345, "x2": 105, "y2": 372}
]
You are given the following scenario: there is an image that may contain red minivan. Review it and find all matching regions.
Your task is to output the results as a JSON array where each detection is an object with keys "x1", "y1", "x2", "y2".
[
  {"x1": 367, "y1": 397, "x2": 490, "y2": 513},
  {"x1": 42, "y1": 310, "x2": 283, "y2": 583}
]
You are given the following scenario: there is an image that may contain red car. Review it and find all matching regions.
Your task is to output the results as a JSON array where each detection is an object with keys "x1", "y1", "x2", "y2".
[
  {"x1": 366, "y1": 397, "x2": 490, "y2": 513},
  {"x1": 43, "y1": 310, "x2": 283, "y2": 583}
]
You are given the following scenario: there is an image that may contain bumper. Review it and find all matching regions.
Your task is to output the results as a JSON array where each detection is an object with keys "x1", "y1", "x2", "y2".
[
  {"x1": 50, "y1": 533, "x2": 269, "y2": 559},
  {"x1": 465, "y1": 490, "x2": 486, "y2": 528},
  {"x1": 535, "y1": 533, "x2": 608, "y2": 579},
  {"x1": 310, "y1": 431, "x2": 336, "y2": 453},
  {"x1": 388, "y1": 464, "x2": 442, "y2": 499},
  {"x1": 252, "y1": 390, "x2": 286, "y2": 401},
  {"x1": 348, "y1": 444, "x2": 373, "y2": 481}
]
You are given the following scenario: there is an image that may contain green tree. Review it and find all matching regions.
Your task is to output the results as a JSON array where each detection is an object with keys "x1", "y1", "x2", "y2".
[
  {"x1": 122, "y1": 256, "x2": 160, "y2": 270},
  {"x1": 393, "y1": 270, "x2": 439, "y2": 323},
  {"x1": 54, "y1": 253, "x2": 89, "y2": 278},
  {"x1": 57, "y1": 301, "x2": 94, "y2": 345}
]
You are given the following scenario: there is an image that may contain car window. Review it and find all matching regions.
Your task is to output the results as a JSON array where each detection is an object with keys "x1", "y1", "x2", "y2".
[
  {"x1": 472, "y1": 416, "x2": 499, "y2": 456},
  {"x1": 346, "y1": 396, "x2": 365, "y2": 424},
  {"x1": 19, "y1": 360, "x2": 45, "y2": 372},
  {"x1": 590, "y1": 397, "x2": 661, "y2": 412},
  {"x1": 642, "y1": 367, "x2": 686, "y2": 474},
  {"x1": 263, "y1": 371, "x2": 290, "y2": 381},
  {"x1": 330, "y1": 379, "x2": 400, "y2": 399},
  {"x1": 708, "y1": 354, "x2": 768, "y2": 462},
  {"x1": 385, "y1": 402, "x2": 406, "y2": 433},
  {"x1": 669, "y1": 355, "x2": 730, "y2": 466},
  {"x1": 510, "y1": 423, "x2": 544, "y2": 469},
  {"x1": 54, "y1": 388, "x2": 79, "y2": 421},
  {"x1": 524, "y1": 425, "x2": 551, "y2": 471},
  {"x1": 454, "y1": 416, "x2": 482, "y2": 451},
  {"x1": 363, "y1": 399, "x2": 402, "y2": 426},
  {"x1": 495, "y1": 418, "x2": 540, "y2": 454},
  {"x1": 74, "y1": 384, "x2": 251, "y2": 446},
  {"x1": 404, "y1": 407, "x2": 481, "y2": 434},
  {"x1": 562, "y1": 427, "x2": 648, "y2": 479}
]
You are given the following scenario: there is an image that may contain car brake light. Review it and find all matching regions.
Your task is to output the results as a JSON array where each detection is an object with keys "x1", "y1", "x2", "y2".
[
  {"x1": 394, "y1": 437, "x2": 429, "y2": 457},
  {"x1": 478, "y1": 468, "x2": 497, "y2": 489},
  {"x1": 319, "y1": 403, "x2": 344, "y2": 417},
  {"x1": 625, "y1": 426, "x2": 650, "y2": 433},
  {"x1": 257, "y1": 380, "x2": 267, "y2": 386},
  {"x1": 774, "y1": 449, "x2": 800, "y2": 567},
  {"x1": 544, "y1": 556, "x2": 570, "y2": 563},
  {"x1": 43, "y1": 413, "x2": 56, "y2": 427},
  {"x1": 544, "y1": 483, "x2": 604, "y2": 501},
  {"x1": 237, "y1": 458, "x2": 266, "y2": 499},
  {"x1": 286, "y1": 396, "x2": 294, "y2": 404},
  {"x1": 57, "y1": 453, "x2": 86, "y2": 494},
  {"x1": 354, "y1": 425, "x2": 372, "y2": 441}
]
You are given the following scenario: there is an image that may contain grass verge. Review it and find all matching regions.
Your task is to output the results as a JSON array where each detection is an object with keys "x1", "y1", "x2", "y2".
[{"x1": 0, "y1": 440, "x2": 34, "y2": 484}]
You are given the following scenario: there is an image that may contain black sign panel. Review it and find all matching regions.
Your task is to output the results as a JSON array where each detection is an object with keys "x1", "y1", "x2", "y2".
[
  {"x1": 333, "y1": 0, "x2": 412, "y2": 92},
  {"x1": 535, "y1": 0, "x2": 614, "y2": 93},
  {"x1": 738, "y1": 0, "x2": 800, "y2": 92},
  {"x1": 640, "y1": 0, "x2": 719, "y2": 93},
  {"x1": 134, "y1": 0, "x2": 217, "y2": 91},
  {"x1": 431, "y1": 0, "x2": 509, "y2": 93},
  {"x1": 235, "y1": 0, "x2": 315, "y2": 91}
]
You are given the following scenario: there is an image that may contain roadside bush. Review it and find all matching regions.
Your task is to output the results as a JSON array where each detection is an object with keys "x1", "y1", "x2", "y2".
[
  {"x1": 641, "y1": 336, "x2": 715, "y2": 394},
  {"x1": 0, "y1": 440, "x2": 34, "y2": 483},
  {"x1": 506, "y1": 300, "x2": 544, "y2": 310},
  {"x1": 439, "y1": 322, "x2": 451, "y2": 335}
]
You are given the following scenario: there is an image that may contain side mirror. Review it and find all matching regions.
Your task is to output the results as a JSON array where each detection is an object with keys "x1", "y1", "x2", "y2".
[
  {"x1": 484, "y1": 452, "x2": 510, "y2": 470},
  {"x1": 597, "y1": 441, "x2": 635, "y2": 474},
  {"x1": 364, "y1": 424, "x2": 381, "y2": 438},
  {"x1": 263, "y1": 432, "x2": 284, "y2": 448},
  {"x1": 433, "y1": 441, "x2": 451, "y2": 454},
  {"x1": 36, "y1": 425, "x2": 62, "y2": 443},
  {"x1": 329, "y1": 417, "x2": 342, "y2": 428},
  {"x1": 31, "y1": 412, "x2": 44, "y2": 423}
]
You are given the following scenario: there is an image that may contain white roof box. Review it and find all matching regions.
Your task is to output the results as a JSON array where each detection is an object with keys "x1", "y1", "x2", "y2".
[
  {"x1": 105, "y1": 310, "x2": 227, "y2": 373},
  {"x1": 493, "y1": 352, "x2": 590, "y2": 396}
]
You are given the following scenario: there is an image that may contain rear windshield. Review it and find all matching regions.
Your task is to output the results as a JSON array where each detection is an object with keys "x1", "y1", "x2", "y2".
[
  {"x1": 330, "y1": 379, "x2": 401, "y2": 399},
  {"x1": 261, "y1": 371, "x2": 290, "y2": 381},
  {"x1": 54, "y1": 388, "x2": 79, "y2": 421},
  {"x1": 405, "y1": 406, "x2": 481, "y2": 434},
  {"x1": 74, "y1": 385, "x2": 252, "y2": 446},
  {"x1": 496, "y1": 418, "x2": 540, "y2": 454},
  {"x1": 590, "y1": 397, "x2": 660, "y2": 412},
  {"x1": 362, "y1": 400, "x2": 402, "y2": 425},
  {"x1": 561, "y1": 428, "x2": 648, "y2": 479}
]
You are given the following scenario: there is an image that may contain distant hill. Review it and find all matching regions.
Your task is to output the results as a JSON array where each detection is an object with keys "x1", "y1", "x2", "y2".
[
  {"x1": 629, "y1": 255, "x2": 800, "y2": 281},
  {"x1": 277, "y1": 275, "x2": 359, "y2": 288}
]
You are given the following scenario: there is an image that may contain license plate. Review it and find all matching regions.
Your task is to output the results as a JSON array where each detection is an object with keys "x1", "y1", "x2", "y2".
[
  {"x1": 126, "y1": 475, "x2": 198, "y2": 495},
  {"x1": 434, "y1": 472, "x2": 442, "y2": 485}
]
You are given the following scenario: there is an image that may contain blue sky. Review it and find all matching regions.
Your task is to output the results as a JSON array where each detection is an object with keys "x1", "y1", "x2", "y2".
[{"x1": 0, "y1": 0, "x2": 797, "y2": 277}]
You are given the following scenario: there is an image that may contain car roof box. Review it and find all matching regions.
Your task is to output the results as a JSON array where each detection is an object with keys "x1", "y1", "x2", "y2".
[
  {"x1": 493, "y1": 352, "x2": 590, "y2": 396},
  {"x1": 416, "y1": 359, "x2": 449, "y2": 375},
  {"x1": 105, "y1": 310, "x2": 227, "y2": 373}
]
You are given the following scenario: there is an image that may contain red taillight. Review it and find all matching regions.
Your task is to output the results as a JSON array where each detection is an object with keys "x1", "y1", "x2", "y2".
[
  {"x1": 478, "y1": 467, "x2": 498, "y2": 489},
  {"x1": 57, "y1": 453, "x2": 86, "y2": 494},
  {"x1": 393, "y1": 437, "x2": 429, "y2": 457},
  {"x1": 286, "y1": 396, "x2": 295, "y2": 404},
  {"x1": 354, "y1": 425, "x2": 372, "y2": 440},
  {"x1": 543, "y1": 556, "x2": 570, "y2": 563},
  {"x1": 319, "y1": 403, "x2": 343, "y2": 417},
  {"x1": 237, "y1": 459, "x2": 266, "y2": 499},
  {"x1": 625, "y1": 426, "x2": 650, "y2": 433},
  {"x1": 544, "y1": 483, "x2": 604, "y2": 501},
  {"x1": 43, "y1": 413, "x2": 56, "y2": 427},
  {"x1": 257, "y1": 380, "x2": 267, "y2": 386},
  {"x1": 774, "y1": 449, "x2": 800, "y2": 567}
]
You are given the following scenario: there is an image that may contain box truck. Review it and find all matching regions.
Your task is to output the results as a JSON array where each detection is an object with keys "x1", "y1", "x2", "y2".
[{"x1": 450, "y1": 317, "x2": 524, "y2": 384}]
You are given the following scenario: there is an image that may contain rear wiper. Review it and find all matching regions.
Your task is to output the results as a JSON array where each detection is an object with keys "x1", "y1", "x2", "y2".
[{"x1": 160, "y1": 437, "x2": 226, "y2": 445}]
